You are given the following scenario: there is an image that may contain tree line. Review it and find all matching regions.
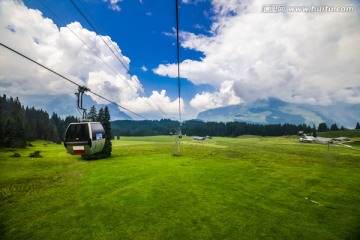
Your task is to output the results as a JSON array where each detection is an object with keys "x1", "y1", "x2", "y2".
[
  {"x1": 0, "y1": 94, "x2": 79, "y2": 147},
  {"x1": 112, "y1": 119, "x2": 359, "y2": 138},
  {"x1": 1, "y1": 94, "x2": 359, "y2": 149},
  {"x1": 0, "y1": 95, "x2": 111, "y2": 151}
]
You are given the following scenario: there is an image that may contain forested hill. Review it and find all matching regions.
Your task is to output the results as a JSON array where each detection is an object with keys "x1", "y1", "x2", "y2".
[
  {"x1": 0, "y1": 95, "x2": 78, "y2": 147},
  {"x1": 1, "y1": 95, "x2": 359, "y2": 148},
  {"x1": 112, "y1": 119, "x2": 358, "y2": 137},
  {"x1": 111, "y1": 119, "x2": 313, "y2": 137},
  {"x1": 0, "y1": 95, "x2": 116, "y2": 148}
]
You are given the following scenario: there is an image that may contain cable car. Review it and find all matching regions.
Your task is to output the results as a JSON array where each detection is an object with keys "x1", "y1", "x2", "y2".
[{"x1": 64, "y1": 121, "x2": 105, "y2": 155}]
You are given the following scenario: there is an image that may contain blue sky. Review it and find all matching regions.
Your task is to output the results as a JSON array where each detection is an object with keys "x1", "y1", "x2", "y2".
[
  {"x1": 23, "y1": 0, "x2": 212, "y2": 98},
  {"x1": 0, "y1": 0, "x2": 359, "y2": 120}
]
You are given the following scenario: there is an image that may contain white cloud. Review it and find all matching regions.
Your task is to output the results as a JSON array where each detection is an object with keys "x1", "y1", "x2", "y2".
[
  {"x1": 0, "y1": 1, "x2": 179, "y2": 119},
  {"x1": 104, "y1": 0, "x2": 122, "y2": 11},
  {"x1": 86, "y1": 71, "x2": 140, "y2": 105},
  {"x1": 182, "y1": 0, "x2": 206, "y2": 4},
  {"x1": 141, "y1": 65, "x2": 148, "y2": 72},
  {"x1": 189, "y1": 81, "x2": 242, "y2": 111},
  {"x1": 121, "y1": 90, "x2": 184, "y2": 119},
  {"x1": 154, "y1": 0, "x2": 360, "y2": 112}
]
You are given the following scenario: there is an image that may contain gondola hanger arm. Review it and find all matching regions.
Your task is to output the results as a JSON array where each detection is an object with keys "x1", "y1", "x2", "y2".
[{"x1": 76, "y1": 86, "x2": 90, "y2": 120}]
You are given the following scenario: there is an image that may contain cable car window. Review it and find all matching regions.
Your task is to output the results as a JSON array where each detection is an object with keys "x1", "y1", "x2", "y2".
[
  {"x1": 65, "y1": 124, "x2": 89, "y2": 141},
  {"x1": 91, "y1": 123, "x2": 105, "y2": 140}
]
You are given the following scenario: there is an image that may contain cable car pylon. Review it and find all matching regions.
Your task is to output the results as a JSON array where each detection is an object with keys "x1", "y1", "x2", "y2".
[
  {"x1": 173, "y1": 0, "x2": 182, "y2": 156},
  {"x1": 75, "y1": 86, "x2": 90, "y2": 120}
]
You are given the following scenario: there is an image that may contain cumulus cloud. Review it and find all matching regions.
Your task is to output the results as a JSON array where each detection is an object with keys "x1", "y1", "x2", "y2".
[
  {"x1": 154, "y1": 0, "x2": 360, "y2": 112},
  {"x1": 0, "y1": 1, "x2": 179, "y2": 118},
  {"x1": 141, "y1": 65, "x2": 148, "y2": 72},
  {"x1": 121, "y1": 90, "x2": 184, "y2": 119},
  {"x1": 182, "y1": 0, "x2": 206, "y2": 4},
  {"x1": 104, "y1": 0, "x2": 122, "y2": 11},
  {"x1": 190, "y1": 80, "x2": 242, "y2": 110}
]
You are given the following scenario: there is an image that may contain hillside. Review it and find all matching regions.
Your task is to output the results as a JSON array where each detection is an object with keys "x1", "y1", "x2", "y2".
[
  {"x1": 1, "y1": 137, "x2": 359, "y2": 239},
  {"x1": 317, "y1": 130, "x2": 360, "y2": 138}
]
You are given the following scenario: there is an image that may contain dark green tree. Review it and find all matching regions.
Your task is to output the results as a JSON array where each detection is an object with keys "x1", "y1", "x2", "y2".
[
  {"x1": 0, "y1": 96, "x2": 2, "y2": 146},
  {"x1": 312, "y1": 124, "x2": 317, "y2": 137},
  {"x1": 102, "y1": 106, "x2": 112, "y2": 157},
  {"x1": 97, "y1": 108, "x2": 104, "y2": 123},
  {"x1": 3, "y1": 98, "x2": 26, "y2": 148},
  {"x1": 318, "y1": 122, "x2": 329, "y2": 132},
  {"x1": 356, "y1": 122, "x2": 360, "y2": 130},
  {"x1": 88, "y1": 105, "x2": 98, "y2": 121},
  {"x1": 330, "y1": 123, "x2": 339, "y2": 131},
  {"x1": 0, "y1": 95, "x2": 82, "y2": 145},
  {"x1": 51, "y1": 112, "x2": 66, "y2": 142}
]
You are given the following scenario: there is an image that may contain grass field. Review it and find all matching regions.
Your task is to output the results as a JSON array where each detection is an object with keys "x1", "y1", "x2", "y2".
[{"x1": 0, "y1": 135, "x2": 359, "y2": 239}]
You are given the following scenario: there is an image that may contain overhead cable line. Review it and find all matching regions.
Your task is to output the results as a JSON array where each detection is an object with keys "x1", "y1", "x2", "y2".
[
  {"x1": 38, "y1": 0, "x2": 169, "y2": 120},
  {"x1": 0, "y1": 43, "x2": 172, "y2": 131},
  {"x1": 69, "y1": 0, "x2": 169, "y2": 119},
  {"x1": 70, "y1": 0, "x2": 129, "y2": 72},
  {"x1": 1, "y1": 43, "x2": 80, "y2": 86},
  {"x1": 37, "y1": 0, "x2": 140, "y2": 93}
]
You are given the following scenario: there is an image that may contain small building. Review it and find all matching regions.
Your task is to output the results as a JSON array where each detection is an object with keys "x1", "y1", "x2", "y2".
[
  {"x1": 299, "y1": 134, "x2": 334, "y2": 144},
  {"x1": 315, "y1": 137, "x2": 332, "y2": 144},
  {"x1": 193, "y1": 136, "x2": 206, "y2": 141},
  {"x1": 333, "y1": 137, "x2": 350, "y2": 142},
  {"x1": 299, "y1": 135, "x2": 315, "y2": 143}
]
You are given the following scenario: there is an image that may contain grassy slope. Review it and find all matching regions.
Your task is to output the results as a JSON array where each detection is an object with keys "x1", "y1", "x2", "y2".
[
  {"x1": 0, "y1": 136, "x2": 359, "y2": 239},
  {"x1": 317, "y1": 129, "x2": 360, "y2": 138}
]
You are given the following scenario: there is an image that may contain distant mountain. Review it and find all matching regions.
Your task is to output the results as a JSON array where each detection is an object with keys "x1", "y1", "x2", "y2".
[
  {"x1": 95, "y1": 102, "x2": 132, "y2": 121},
  {"x1": 18, "y1": 94, "x2": 132, "y2": 120},
  {"x1": 196, "y1": 98, "x2": 360, "y2": 128}
]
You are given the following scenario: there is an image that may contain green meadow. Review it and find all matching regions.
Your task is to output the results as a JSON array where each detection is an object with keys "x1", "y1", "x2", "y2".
[{"x1": 0, "y1": 135, "x2": 359, "y2": 239}]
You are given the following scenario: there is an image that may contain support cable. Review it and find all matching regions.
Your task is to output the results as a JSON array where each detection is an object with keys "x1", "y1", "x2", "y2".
[
  {"x1": 70, "y1": 0, "x2": 129, "y2": 72},
  {"x1": 0, "y1": 42, "x2": 172, "y2": 131},
  {"x1": 37, "y1": 0, "x2": 139, "y2": 94},
  {"x1": 69, "y1": 0, "x2": 169, "y2": 119}
]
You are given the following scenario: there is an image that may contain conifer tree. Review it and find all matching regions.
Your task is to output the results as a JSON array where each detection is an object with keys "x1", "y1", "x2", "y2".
[
  {"x1": 318, "y1": 122, "x2": 329, "y2": 132},
  {"x1": 3, "y1": 98, "x2": 26, "y2": 148},
  {"x1": 330, "y1": 123, "x2": 339, "y2": 131},
  {"x1": 102, "y1": 106, "x2": 112, "y2": 157},
  {"x1": 0, "y1": 96, "x2": 2, "y2": 146},
  {"x1": 50, "y1": 112, "x2": 65, "y2": 141},
  {"x1": 356, "y1": 122, "x2": 360, "y2": 130},
  {"x1": 312, "y1": 124, "x2": 317, "y2": 137},
  {"x1": 88, "y1": 105, "x2": 98, "y2": 121},
  {"x1": 97, "y1": 108, "x2": 104, "y2": 123}
]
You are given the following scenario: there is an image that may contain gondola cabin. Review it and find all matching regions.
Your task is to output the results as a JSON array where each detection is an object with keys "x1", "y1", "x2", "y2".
[{"x1": 64, "y1": 121, "x2": 105, "y2": 155}]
